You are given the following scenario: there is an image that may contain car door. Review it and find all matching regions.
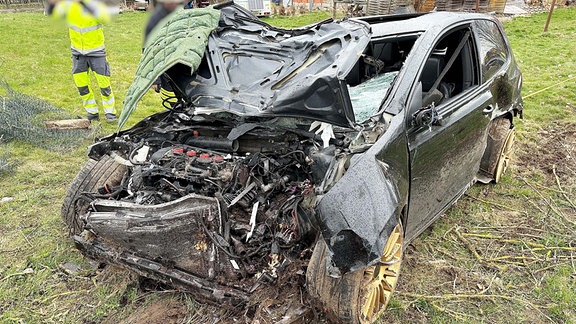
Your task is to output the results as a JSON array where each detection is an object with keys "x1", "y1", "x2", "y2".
[{"x1": 404, "y1": 24, "x2": 493, "y2": 240}]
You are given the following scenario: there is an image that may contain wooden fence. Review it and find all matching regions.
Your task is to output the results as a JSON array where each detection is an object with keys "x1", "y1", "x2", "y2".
[{"x1": 1, "y1": 0, "x2": 44, "y2": 9}]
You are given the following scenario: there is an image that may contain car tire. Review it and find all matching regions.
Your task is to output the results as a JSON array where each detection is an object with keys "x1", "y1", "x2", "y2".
[
  {"x1": 61, "y1": 156, "x2": 127, "y2": 235},
  {"x1": 480, "y1": 118, "x2": 516, "y2": 183},
  {"x1": 306, "y1": 223, "x2": 404, "y2": 323}
]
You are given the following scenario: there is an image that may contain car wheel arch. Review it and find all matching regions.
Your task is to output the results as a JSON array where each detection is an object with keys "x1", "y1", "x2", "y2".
[
  {"x1": 477, "y1": 116, "x2": 515, "y2": 183},
  {"x1": 306, "y1": 215, "x2": 405, "y2": 323},
  {"x1": 314, "y1": 145, "x2": 407, "y2": 273}
]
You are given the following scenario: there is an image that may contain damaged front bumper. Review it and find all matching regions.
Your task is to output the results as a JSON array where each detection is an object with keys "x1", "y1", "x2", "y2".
[
  {"x1": 75, "y1": 193, "x2": 288, "y2": 304},
  {"x1": 74, "y1": 235, "x2": 250, "y2": 305}
]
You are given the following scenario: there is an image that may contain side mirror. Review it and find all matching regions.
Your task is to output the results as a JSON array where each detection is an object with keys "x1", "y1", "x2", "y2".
[
  {"x1": 409, "y1": 82, "x2": 443, "y2": 128},
  {"x1": 414, "y1": 105, "x2": 440, "y2": 127}
]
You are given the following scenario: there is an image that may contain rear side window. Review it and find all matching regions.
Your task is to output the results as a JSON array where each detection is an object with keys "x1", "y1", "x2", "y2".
[{"x1": 475, "y1": 20, "x2": 509, "y2": 81}]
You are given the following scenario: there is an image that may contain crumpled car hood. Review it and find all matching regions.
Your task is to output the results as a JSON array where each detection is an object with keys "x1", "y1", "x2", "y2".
[{"x1": 119, "y1": 3, "x2": 371, "y2": 130}]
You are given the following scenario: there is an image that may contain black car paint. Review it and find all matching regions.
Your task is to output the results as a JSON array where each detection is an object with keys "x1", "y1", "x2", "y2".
[
  {"x1": 347, "y1": 13, "x2": 523, "y2": 243},
  {"x1": 316, "y1": 113, "x2": 409, "y2": 275},
  {"x1": 68, "y1": 3, "x2": 522, "y2": 301}
]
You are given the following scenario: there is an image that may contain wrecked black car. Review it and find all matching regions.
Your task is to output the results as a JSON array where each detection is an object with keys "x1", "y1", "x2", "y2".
[{"x1": 62, "y1": 3, "x2": 522, "y2": 323}]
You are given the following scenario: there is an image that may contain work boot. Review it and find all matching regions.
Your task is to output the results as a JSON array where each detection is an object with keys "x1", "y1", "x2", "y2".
[
  {"x1": 87, "y1": 113, "x2": 100, "y2": 121},
  {"x1": 105, "y1": 113, "x2": 117, "y2": 122}
]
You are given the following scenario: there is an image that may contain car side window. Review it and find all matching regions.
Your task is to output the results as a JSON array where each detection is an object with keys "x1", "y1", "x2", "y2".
[
  {"x1": 475, "y1": 20, "x2": 509, "y2": 82},
  {"x1": 418, "y1": 26, "x2": 479, "y2": 110}
]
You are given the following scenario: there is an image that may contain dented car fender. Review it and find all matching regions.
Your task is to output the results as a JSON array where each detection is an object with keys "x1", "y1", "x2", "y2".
[{"x1": 315, "y1": 114, "x2": 409, "y2": 276}]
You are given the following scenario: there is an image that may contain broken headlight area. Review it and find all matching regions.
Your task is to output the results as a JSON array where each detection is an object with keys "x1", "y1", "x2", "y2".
[{"x1": 73, "y1": 111, "x2": 379, "y2": 296}]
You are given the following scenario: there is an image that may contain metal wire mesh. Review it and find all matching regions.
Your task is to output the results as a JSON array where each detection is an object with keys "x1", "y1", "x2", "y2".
[
  {"x1": 0, "y1": 79, "x2": 93, "y2": 151},
  {"x1": 0, "y1": 151, "x2": 13, "y2": 175}
]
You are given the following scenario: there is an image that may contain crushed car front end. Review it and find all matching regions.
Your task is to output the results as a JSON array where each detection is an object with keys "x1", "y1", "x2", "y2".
[
  {"x1": 73, "y1": 110, "x2": 336, "y2": 303},
  {"x1": 63, "y1": 2, "x2": 409, "y2": 311}
]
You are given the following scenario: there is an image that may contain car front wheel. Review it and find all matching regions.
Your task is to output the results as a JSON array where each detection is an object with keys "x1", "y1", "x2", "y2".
[
  {"x1": 61, "y1": 156, "x2": 126, "y2": 235},
  {"x1": 306, "y1": 223, "x2": 404, "y2": 323}
]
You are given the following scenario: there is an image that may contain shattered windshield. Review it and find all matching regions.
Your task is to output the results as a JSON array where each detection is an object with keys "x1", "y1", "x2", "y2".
[{"x1": 348, "y1": 71, "x2": 398, "y2": 122}]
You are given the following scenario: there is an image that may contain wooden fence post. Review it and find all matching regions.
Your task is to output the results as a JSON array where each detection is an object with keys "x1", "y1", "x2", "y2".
[{"x1": 544, "y1": 0, "x2": 557, "y2": 32}]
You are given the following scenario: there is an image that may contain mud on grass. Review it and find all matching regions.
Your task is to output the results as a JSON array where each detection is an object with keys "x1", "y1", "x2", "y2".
[{"x1": 111, "y1": 257, "x2": 326, "y2": 324}]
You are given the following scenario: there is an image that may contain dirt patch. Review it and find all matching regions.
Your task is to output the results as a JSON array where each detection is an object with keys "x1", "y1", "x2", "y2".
[
  {"x1": 98, "y1": 257, "x2": 326, "y2": 324},
  {"x1": 516, "y1": 121, "x2": 576, "y2": 180},
  {"x1": 119, "y1": 299, "x2": 189, "y2": 324}
]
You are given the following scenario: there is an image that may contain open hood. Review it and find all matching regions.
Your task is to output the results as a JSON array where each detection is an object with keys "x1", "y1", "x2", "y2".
[
  {"x1": 119, "y1": 3, "x2": 371, "y2": 130},
  {"x1": 186, "y1": 3, "x2": 371, "y2": 127}
]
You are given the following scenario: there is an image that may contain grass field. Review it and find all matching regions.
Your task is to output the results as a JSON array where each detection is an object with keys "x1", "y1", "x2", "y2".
[{"x1": 1, "y1": 6, "x2": 575, "y2": 323}]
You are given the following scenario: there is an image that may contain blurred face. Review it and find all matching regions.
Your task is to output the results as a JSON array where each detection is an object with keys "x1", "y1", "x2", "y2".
[{"x1": 164, "y1": 1, "x2": 182, "y2": 11}]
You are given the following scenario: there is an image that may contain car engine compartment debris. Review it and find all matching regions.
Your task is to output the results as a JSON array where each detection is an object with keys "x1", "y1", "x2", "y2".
[{"x1": 72, "y1": 109, "x2": 381, "y2": 303}]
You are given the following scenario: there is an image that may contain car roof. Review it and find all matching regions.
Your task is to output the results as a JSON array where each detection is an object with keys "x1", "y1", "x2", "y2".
[{"x1": 353, "y1": 11, "x2": 494, "y2": 38}]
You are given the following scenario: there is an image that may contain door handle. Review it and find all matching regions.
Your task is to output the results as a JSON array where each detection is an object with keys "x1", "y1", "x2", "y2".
[{"x1": 483, "y1": 105, "x2": 494, "y2": 115}]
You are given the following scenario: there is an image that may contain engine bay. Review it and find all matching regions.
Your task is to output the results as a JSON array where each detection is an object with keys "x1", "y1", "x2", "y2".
[{"x1": 74, "y1": 110, "x2": 384, "y2": 294}]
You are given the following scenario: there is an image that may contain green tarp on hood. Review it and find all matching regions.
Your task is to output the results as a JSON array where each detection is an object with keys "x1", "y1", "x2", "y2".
[{"x1": 118, "y1": 7, "x2": 221, "y2": 130}]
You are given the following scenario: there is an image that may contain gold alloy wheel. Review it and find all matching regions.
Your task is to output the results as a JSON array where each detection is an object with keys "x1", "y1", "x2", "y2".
[
  {"x1": 494, "y1": 127, "x2": 516, "y2": 183},
  {"x1": 360, "y1": 223, "x2": 403, "y2": 322}
]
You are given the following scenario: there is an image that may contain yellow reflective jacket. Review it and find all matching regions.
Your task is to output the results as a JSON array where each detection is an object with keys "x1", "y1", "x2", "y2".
[{"x1": 52, "y1": 0, "x2": 111, "y2": 55}]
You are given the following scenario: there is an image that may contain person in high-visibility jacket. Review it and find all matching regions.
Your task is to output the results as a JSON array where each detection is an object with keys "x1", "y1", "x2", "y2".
[{"x1": 46, "y1": 0, "x2": 118, "y2": 122}]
